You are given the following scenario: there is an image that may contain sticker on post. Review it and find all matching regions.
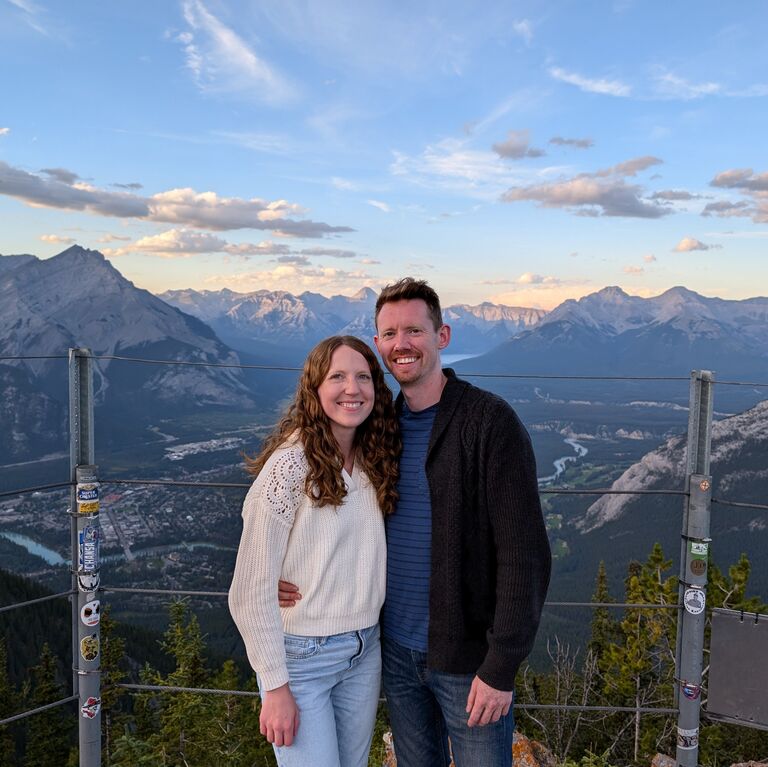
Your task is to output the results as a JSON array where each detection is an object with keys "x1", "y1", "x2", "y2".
[
  {"x1": 683, "y1": 587, "x2": 706, "y2": 615},
  {"x1": 690, "y1": 541, "x2": 708, "y2": 556},
  {"x1": 690, "y1": 559, "x2": 707, "y2": 576},
  {"x1": 77, "y1": 499, "x2": 100, "y2": 514},
  {"x1": 77, "y1": 483, "x2": 99, "y2": 502},
  {"x1": 81, "y1": 599, "x2": 101, "y2": 626},
  {"x1": 677, "y1": 726, "x2": 699, "y2": 748},
  {"x1": 80, "y1": 633, "x2": 100, "y2": 662},
  {"x1": 81, "y1": 696, "x2": 101, "y2": 719},
  {"x1": 77, "y1": 571, "x2": 100, "y2": 593},
  {"x1": 681, "y1": 681, "x2": 701, "y2": 700},
  {"x1": 78, "y1": 525, "x2": 100, "y2": 572}
]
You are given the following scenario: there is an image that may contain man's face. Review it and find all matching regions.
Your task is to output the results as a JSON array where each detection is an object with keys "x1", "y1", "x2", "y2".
[{"x1": 374, "y1": 299, "x2": 450, "y2": 387}]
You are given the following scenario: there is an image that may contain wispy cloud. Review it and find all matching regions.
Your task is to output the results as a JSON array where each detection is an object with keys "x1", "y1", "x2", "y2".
[
  {"x1": 7, "y1": 0, "x2": 51, "y2": 36},
  {"x1": 654, "y1": 71, "x2": 721, "y2": 100},
  {"x1": 178, "y1": 0, "x2": 297, "y2": 104},
  {"x1": 643, "y1": 254, "x2": 657, "y2": 263},
  {"x1": 391, "y1": 138, "x2": 532, "y2": 198},
  {"x1": 299, "y1": 247, "x2": 357, "y2": 259},
  {"x1": 549, "y1": 66, "x2": 631, "y2": 97},
  {"x1": 492, "y1": 129, "x2": 545, "y2": 159},
  {"x1": 501, "y1": 156, "x2": 669, "y2": 218},
  {"x1": 0, "y1": 128, "x2": 10, "y2": 137},
  {"x1": 367, "y1": 199, "x2": 391, "y2": 213},
  {"x1": 623, "y1": 265, "x2": 644, "y2": 275},
  {"x1": 650, "y1": 189, "x2": 701, "y2": 201},
  {"x1": 549, "y1": 136, "x2": 593, "y2": 149},
  {"x1": 512, "y1": 19, "x2": 533, "y2": 45},
  {"x1": 0, "y1": 161, "x2": 353, "y2": 237},
  {"x1": 673, "y1": 236, "x2": 719, "y2": 253},
  {"x1": 204, "y1": 263, "x2": 376, "y2": 294}
]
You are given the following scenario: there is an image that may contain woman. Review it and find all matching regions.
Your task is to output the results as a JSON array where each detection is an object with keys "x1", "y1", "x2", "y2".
[{"x1": 229, "y1": 335, "x2": 399, "y2": 767}]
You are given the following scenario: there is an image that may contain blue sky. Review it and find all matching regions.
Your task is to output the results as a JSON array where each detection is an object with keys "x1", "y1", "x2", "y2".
[{"x1": 1, "y1": 0, "x2": 766, "y2": 308}]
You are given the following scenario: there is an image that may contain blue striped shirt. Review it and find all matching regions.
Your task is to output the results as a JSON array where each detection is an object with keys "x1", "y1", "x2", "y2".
[{"x1": 381, "y1": 401, "x2": 437, "y2": 651}]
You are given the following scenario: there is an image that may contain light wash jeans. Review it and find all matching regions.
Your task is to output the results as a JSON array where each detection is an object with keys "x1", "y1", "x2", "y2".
[
  {"x1": 381, "y1": 635, "x2": 514, "y2": 767},
  {"x1": 264, "y1": 624, "x2": 381, "y2": 767}
]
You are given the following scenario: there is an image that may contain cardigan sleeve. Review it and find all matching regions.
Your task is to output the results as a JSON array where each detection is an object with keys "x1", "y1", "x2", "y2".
[
  {"x1": 228, "y1": 445, "x2": 308, "y2": 691},
  {"x1": 476, "y1": 402, "x2": 552, "y2": 690}
]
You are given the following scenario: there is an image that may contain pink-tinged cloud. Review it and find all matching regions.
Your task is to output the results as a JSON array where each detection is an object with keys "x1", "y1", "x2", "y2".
[{"x1": 673, "y1": 237, "x2": 719, "y2": 252}]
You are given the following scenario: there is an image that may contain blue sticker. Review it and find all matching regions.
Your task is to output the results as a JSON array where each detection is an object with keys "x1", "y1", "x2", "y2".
[
  {"x1": 77, "y1": 483, "x2": 99, "y2": 502},
  {"x1": 78, "y1": 525, "x2": 100, "y2": 572}
]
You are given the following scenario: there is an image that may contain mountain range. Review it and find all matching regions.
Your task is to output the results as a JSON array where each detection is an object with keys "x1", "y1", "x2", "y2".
[
  {"x1": 159, "y1": 286, "x2": 545, "y2": 358},
  {"x1": 458, "y1": 285, "x2": 768, "y2": 380},
  {"x1": 2, "y1": 245, "x2": 767, "y2": 465}
]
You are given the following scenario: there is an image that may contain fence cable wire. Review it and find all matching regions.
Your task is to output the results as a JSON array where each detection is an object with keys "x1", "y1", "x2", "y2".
[
  {"x1": 0, "y1": 695, "x2": 77, "y2": 727},
  {"x1": 0, "y1": 590, "x2": 75, "y2": 614}
]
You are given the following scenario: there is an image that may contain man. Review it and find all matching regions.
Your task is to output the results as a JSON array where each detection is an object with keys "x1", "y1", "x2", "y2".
[{"x1": 282, "y1": 277, "x2": 551, "y2": 766}]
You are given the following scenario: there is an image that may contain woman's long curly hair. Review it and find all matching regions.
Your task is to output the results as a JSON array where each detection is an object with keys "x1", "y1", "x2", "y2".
[{"x1": 246, "y1": 335, "x2": 400, "y2": 515}]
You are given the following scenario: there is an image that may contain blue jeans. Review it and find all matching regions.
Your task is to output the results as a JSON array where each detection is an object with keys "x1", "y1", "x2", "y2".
[
  {"x1": 381, "y1": 635, "x2": 514, "y2": 767},
  {"x1": 265, "y1": 624, "x2": 381, "y2": 767}
]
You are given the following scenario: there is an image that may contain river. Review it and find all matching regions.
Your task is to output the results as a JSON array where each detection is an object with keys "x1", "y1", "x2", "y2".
[{"x1": 538, "y1": 438, "x2": 589, "y2": 485}]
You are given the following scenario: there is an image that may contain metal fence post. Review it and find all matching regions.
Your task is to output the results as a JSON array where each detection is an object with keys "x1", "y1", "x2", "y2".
[
  {"x1": 675, "y1": 370, "x2": 714, "y2": 765},
  {"x1": 69, "y1": 348, "x2": 101, "y2": 766}
]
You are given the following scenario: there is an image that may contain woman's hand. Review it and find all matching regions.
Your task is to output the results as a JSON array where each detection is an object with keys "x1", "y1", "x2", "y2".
[
  {"x1": 278, "y1": 579, "x2": 302, "y2": 607},
  {"x1": 260, "y1": 683, "x2": 300, "y2": 746}
]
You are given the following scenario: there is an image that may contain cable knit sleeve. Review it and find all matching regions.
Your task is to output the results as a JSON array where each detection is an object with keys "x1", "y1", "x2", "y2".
[{"x1": 228, "y1": 444, "x2": 308, "y2": 691}]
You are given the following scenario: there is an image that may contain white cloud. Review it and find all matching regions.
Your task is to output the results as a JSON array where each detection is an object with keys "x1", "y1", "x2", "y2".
[
  {"x1": 299, "y1": 247, "x2": 357, "y2": 259},
  {"x1": 512, "y1": 19, "x2": 533, "y2": 44},
  {"x1": 549, "y1": 66, "x2": 631, "y2": 97},
  {"x1": 706, "y1": 168, "x2": 768, "y2": 223},
  {"x1": 40, "y1": 234, "x2": 75, "y2": 245},
  {"x1": 332, "y1": 177, "x2": 358, "y2": 191},
  {"x1": 488, "y1": 281, "x2": 595, "y2": 310},
  {"x1": 0, "y1": 128, "x2": 10, "y2": 136},
  {"x1": 367, "y1": 199, "x2": 391, "y2": 213},
  {"x1": 391, "y1": 138, "x2": 532, "y2": 198},
  {"x1": 178, "y1": 0, "x2": 297, "y2": 104},
  {"x1": 654, "y1": 72, "x2": 721, "y2": 100},
  {"x1": 104, "y1": 229, "x2": 294, "y2": 258},
  {"x1": 673, "y1": 236, "x2": 719, "y2": 252},
  {"x1": 501, "y1": 156, "x2": 669, "y2": 218},
  {"x1": 517, "y1": 272, "x2": 560, "y2": 285},
  {"x1": 492, "y1": 130, "x2": 545, "y2": 160},
  {"x1": 204, "y1": 264, "x2": 376, "y2": 294},
  {"x1": 0, "y1": 161, "x2": 353, "y2": 237}
]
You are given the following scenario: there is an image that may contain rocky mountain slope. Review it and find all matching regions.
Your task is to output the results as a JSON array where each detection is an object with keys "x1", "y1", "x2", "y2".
[{"x1": 0, "y1": 246, "x2": 257, "y2": 460}]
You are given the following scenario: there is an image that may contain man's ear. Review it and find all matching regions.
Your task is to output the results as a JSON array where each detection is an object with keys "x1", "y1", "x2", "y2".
[{"x1": 438, "y1": 324, "x2": 451, "y2": 350}]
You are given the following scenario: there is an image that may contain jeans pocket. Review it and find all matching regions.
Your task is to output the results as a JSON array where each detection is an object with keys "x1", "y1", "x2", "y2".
[{"x1": 284, "y1": 633, "x2": 320, "y2": 660}]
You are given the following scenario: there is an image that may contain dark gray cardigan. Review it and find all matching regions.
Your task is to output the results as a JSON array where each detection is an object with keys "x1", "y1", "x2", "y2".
[{"x1": 399, "y1": 369, "x2": 551, "y2": 690}]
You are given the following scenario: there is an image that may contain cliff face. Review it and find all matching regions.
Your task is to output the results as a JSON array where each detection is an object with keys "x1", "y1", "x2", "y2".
[{"x1": 579, "y1": 399, "x2": 768, "y2": 533}]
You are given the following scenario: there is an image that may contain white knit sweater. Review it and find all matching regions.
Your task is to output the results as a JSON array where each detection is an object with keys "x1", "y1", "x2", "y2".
[{"x1": 228, "y1": 440, "x2": 386, "y2": 691}]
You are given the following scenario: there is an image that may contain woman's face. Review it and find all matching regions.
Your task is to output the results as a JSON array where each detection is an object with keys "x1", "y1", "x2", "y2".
[{"x1": 317, "y1": 345, "x2": 375, "y2": 442}]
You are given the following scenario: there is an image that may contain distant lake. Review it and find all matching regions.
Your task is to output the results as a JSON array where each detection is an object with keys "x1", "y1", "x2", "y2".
[
  {"x1": 442, "y1": 353, "x2": 481, "y2": 365},
  {"x1": 0, "y1": 532, "x2": 68, "y2": 566}
]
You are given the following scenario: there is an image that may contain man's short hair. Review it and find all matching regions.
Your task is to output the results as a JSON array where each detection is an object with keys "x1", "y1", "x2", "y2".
[{"x1": 375, "y1": 277, "x2": 443, "y2": 331}]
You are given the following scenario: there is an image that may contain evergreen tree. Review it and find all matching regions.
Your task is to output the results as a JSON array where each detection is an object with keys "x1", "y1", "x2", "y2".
[
  {"x1": 143, "y1": 600, "x2": 214, "y2": 766},
  {"x1": 0, "y1": 637, "x2": 16, "y2": 767},
  {"x1": 599, "y1": 545, "x2": 677, "y2": 763},
  {"x1": 99, "y1": 604, "x2": 127, "y2": 766},
  {"x1": 23, "y1": 643, "x2": 72, "y2": 767}
]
